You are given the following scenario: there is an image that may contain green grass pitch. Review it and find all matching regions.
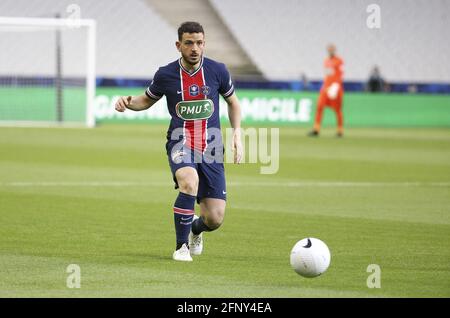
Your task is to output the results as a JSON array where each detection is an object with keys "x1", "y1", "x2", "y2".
[{"x1": 0, "y1": 124, "x2": 449, "y2": 297}]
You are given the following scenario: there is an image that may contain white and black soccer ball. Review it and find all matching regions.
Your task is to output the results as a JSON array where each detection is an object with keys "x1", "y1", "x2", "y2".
[{"x1": 290, "y1": 238, "x2": 331, "y2": 278}]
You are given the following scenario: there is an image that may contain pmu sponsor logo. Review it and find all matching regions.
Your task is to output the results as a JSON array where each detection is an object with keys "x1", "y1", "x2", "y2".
[{"x1": 175, "y1": 99, "x2": 214, "y2": 120}]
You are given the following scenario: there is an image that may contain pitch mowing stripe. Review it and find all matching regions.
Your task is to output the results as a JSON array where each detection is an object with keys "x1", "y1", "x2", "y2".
[{"x1": 1, "y1": 181, "x2": 449, "y2": 187}]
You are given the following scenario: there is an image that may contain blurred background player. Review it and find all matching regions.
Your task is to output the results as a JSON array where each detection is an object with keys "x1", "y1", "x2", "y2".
[
  {"x1": 308, "y1": 44, "x2": 344, "y2": 137},
  {"x1": 366, "y1": 65, "x2": 386, "y2": 93}
]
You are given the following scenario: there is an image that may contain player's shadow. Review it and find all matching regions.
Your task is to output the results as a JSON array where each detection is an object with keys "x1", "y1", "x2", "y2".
[{"x1": 120, "y1": 252, "x2": 173, "y2": 262}]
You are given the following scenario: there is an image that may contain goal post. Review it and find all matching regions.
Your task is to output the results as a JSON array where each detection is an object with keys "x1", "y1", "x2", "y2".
[{"x1": 0, "y1": 16, "x2": 96, "y2": 128}]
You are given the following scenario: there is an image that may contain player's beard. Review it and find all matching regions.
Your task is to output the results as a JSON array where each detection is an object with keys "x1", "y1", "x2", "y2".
[{"x1": 182, "y1": 52, "x2": 202, "y2": 68}]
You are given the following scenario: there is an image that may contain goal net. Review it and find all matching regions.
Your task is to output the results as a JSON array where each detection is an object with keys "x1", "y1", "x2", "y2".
[{"x1": 0, "y1": 17, "x2": 96, "y2": 127}]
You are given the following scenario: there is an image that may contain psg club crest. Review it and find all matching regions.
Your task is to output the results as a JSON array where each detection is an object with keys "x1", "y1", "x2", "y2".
[
  {"x1": 189, "y1": 84, "x2": 199, "y2": 97},
  {"x1": 201, "y1": 85, "x2": 211, "y2": 96}
]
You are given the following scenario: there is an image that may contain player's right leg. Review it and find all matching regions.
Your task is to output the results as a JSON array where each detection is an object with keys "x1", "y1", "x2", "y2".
[
  {"x1": 171, "y1": 166, "x2": 198, "y2": 262},
  {"x1": 308, "y1": 92, "x2": 327, "y2": 137},
  {"x1": 167, "y1": 143, "x2": 199, "y2": 262}
]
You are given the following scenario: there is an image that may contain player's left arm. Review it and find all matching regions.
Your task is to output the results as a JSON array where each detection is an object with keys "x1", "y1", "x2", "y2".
[{"x1": 225, "y1": 93, "x2": 243, "y2": 164}]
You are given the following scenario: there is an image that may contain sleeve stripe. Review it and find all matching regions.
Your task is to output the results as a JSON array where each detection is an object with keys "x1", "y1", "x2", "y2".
[
  {"x1": 145, "y1": 88, "x2": 162, "y2": 100},
  {"x1": 222, "y1": 85, "x2": 234, "y2": 98}
]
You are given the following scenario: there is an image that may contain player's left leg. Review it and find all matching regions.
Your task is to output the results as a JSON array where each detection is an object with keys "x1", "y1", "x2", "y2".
[
  {"x1": 198, "y1": 198, "x2": 226, "y2": 230},
  {"x1": 189, "y1": 161, "x2": 226, "y2": 255},
  {"x1": 335, "y1": 90, "x2": 344, "y2": 137},
  {"x1": 336, "y1": 108, "x2": 344, "y2": 137},
  {"x1": 189, "y1": 198, "x2": 226, "y2": 256}
]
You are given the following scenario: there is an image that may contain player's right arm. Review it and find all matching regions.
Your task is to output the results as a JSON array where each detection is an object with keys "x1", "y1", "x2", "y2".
[
  {"x1": 115, "y1": 94, "x2": 156, "y2": 112},
  {"x1": 116, "y1": 68, "x2": 165, "y2": 112}
]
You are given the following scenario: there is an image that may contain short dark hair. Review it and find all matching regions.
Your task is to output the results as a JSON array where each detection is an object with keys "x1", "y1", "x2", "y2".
[{"x1": 178, "y1": 21, "x2": 204, "y2": 41}]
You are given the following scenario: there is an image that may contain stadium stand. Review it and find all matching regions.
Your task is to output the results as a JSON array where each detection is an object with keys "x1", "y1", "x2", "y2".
[
  {"x1": 1, "y1": 0, "x2": 449, "y2": 91},
  {"x1": 210, "y1": 0, "x2": 450, "y2": 82},
  {"x1": 0, "y1": 0, "x2": 177, "y2": 79},
  {"x1": 146, "y1": 0, "x2": 262, "y2": 78}
]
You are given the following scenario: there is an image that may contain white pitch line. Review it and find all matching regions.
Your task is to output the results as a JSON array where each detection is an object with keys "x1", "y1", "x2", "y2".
[
  {"x1": 255, "y1": 181, "x2": 450, "y2": 187},
  {"x1": 0, "y1": 181, "x2": 169, "y2": 187},
  {"x1": 0, "y1": 181, "x2": 449, "y2": 187}
]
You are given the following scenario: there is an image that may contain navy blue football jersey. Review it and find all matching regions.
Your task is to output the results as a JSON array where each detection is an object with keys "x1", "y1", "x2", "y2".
[{"x1": 145, "y1": 57, "x2": 234, "y2": 152}]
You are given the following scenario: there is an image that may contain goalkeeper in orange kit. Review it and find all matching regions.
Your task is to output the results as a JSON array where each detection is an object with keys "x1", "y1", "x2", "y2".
[{"x1": 308, "y1": 44, "x2": 344, "y2": 137}]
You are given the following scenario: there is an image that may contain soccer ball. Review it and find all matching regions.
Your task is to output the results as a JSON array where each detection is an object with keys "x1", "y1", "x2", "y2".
[{"x1": 290, "y1": 238, "x2": 331, "y2": 278}]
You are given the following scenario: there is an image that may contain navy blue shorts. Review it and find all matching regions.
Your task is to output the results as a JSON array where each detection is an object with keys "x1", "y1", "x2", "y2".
[{"x1": 167, "y1": 143, "x2": 226, "y2": 204}]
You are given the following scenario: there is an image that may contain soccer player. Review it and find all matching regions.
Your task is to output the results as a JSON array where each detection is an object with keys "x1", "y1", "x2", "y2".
[
  {"x1": 115, "y1": 22, "x2": 243, "y2": 262},
  {"x1": 308, "y1": 44, "x2": 344, "y2": 137}
]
